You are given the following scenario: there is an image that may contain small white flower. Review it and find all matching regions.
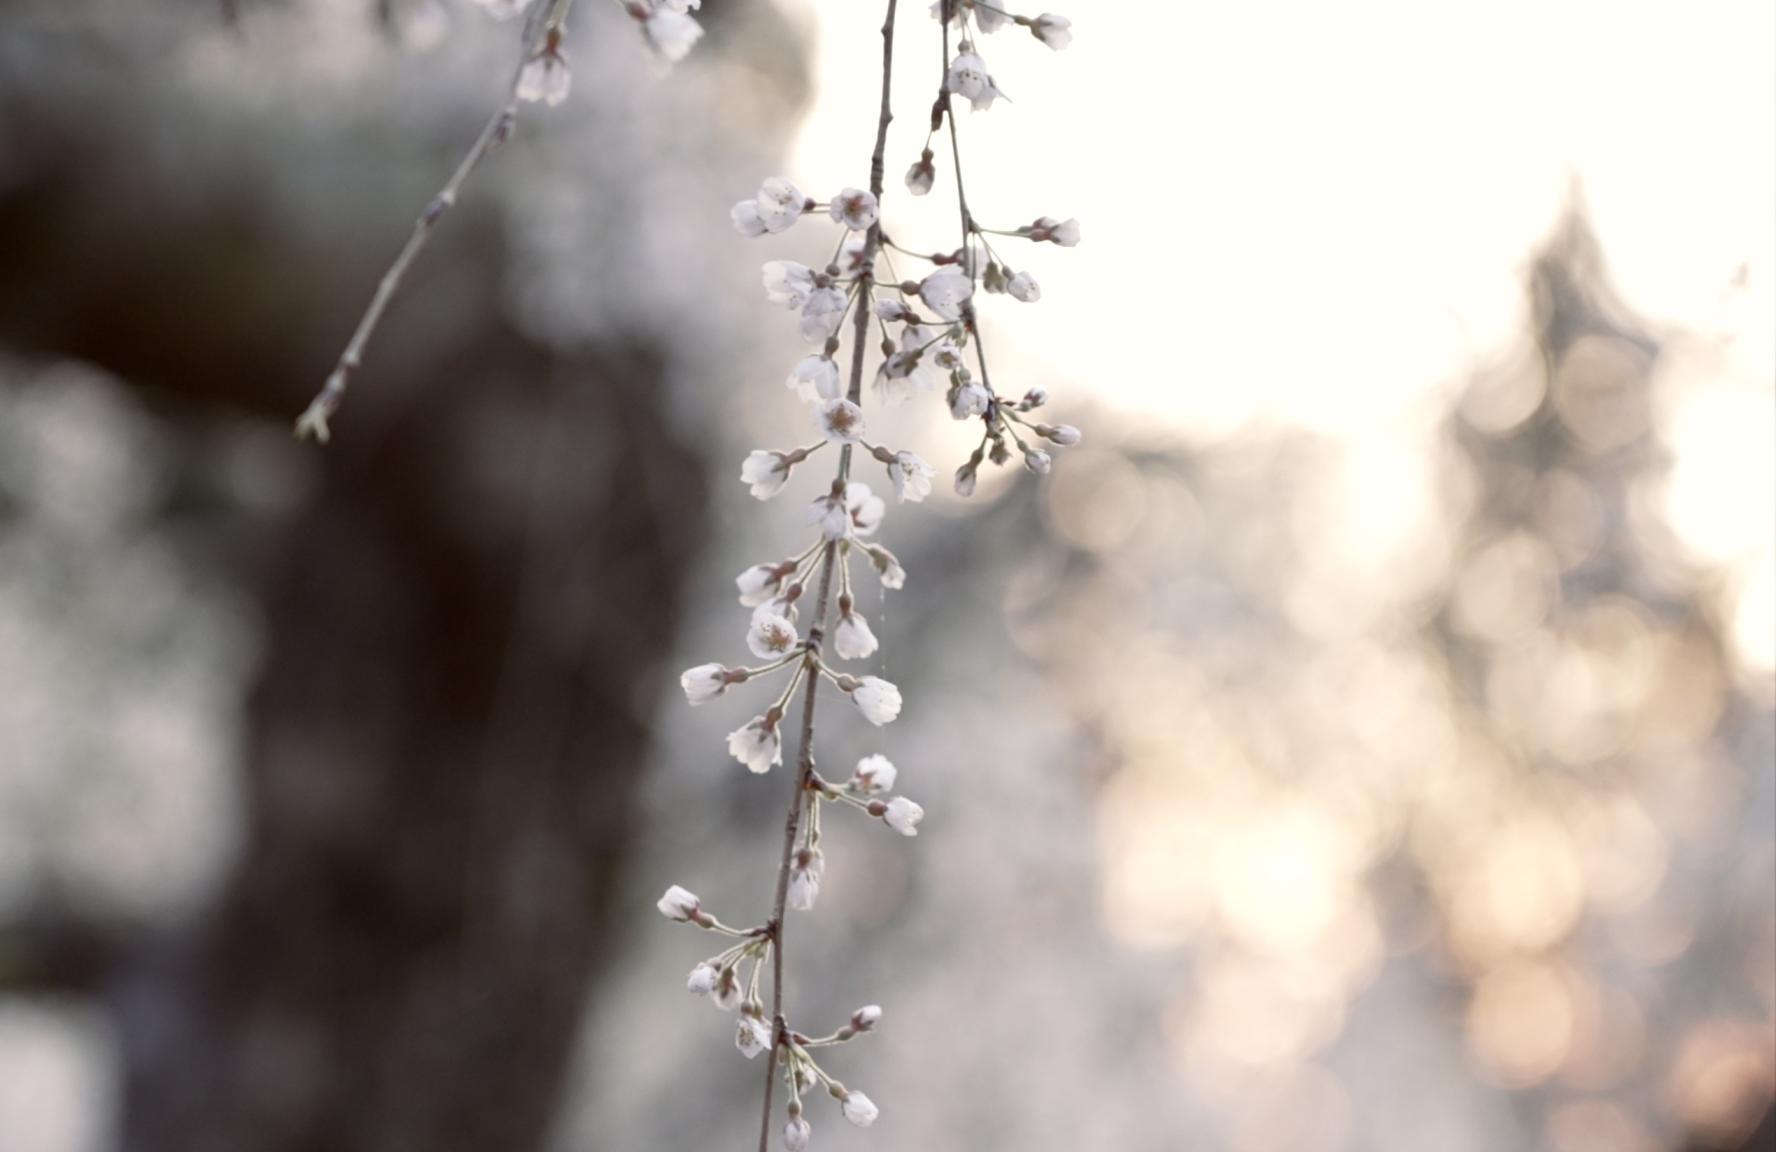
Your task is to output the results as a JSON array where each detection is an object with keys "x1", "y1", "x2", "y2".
[
  {"x1": 1032, "y1": 215, "x2": 1081, "y2": 246},
  {"x1": 945, "y1": 52, "x2": 1005, "y2": 111},
  {"x1": 687, "y1": 960, "x2": 720, "y2": 995},
  {"x1": 887, "y1": 451, "x2": 935, "y2": 503},
  {"x1": 846, "y1": 483, "x2": 886, "y2": 537},
  {"x1": 762, "y1": 261, "x2": 817, "y2": 309},
  {"x1": 883, "y1": 796, "x2": 924, "y2": 836},
  {"x1": 713, "y1": 965, "x2": 743, "y2": 1011},
  {"x1": 741, "y1": 450, "x2": 792, "y2": 500},
  {"x1": 950, "y1": 379, "x2": 991, "y2": 421},
  {"x1": 851, "y1": 754, "x2": 898, "y2": 793},
  {"x1": 851, "y1": 1004, "x2": 883, "y2": 1031},
  {"x1": 730, "y1": 200, "x2": 767, "y2": 237},
  {"x1": 919, "y1": 266, "x2": 974, "y2": 322},
  {"x1": 1045, "y1": 423, "x2": 1082, "y2": 446},
  {"x1": 847, "y1": 675, "x2": 902, "y2": 725},
  {"x1": 787, "y1": 355, "x2": 842, "y2": 402},
  {"x1": 727, "y1": 716, "x2": 782, "y2": 774},
  {"x1": 864, "y1": 545, "x2": 907, "y2": 590},
  {"x1": 516, "y1": 50, "x2": 571, "y2": 106},
  {"x1": 954, "y1": 457, "x2": 980, "y2": 497},
  {"x1": 817, "y1": 398, "x2": 866, "y2": 445},
  {"x1": 657, "y1": 885, "x2": 702, "y2": 922},
  {"x1": 906, "y1": 152, "x2": 936, "y2": 196},
  {"x1": 800, "y1": 286, "x2": 850, "y2": 344},
  {"x1": 736, "y1": 1010, "x2": 772, "y2": 1059},
  {"x1": 736, "y1": 563, "x2": 786, "y2": 607},
  {"x1": 784, "y1": 1113, "x2": 812, "y2": 1152},
  {"x1": 1023, "y1": 447, "x2": 1053, "y2": 475},
  {"x1": 837, "y1": 233, "x2": 869, "y2": 275},
  {"x1": 754, "y1": 588, "x2": 802, "y2": 626},
  {"x1": 757, "y1": 177, "x2": 808, "y2": 233},
  {"x1": 841, "y1": 1090, "x2": 879, "y2": 1128},
  {"x1": 747, "y1": 613, "x2": 799, "y2": 659},
  {"x1": 834, "y1": 609, "x2": 878, "y2": 661},
  {"x1": 1007, "y1": 271, "x2": 1040, "y2": 302},
  {"x1": 1031, "y1": 13, "x2": 1072, "y2": 49},
  {"x1": 829, "y1": 187, "x2": 880, "y2": 230},
  {"x1": 637, "y1": 3, "x2": 704, "y2": 62},
  {"x1": 810, "y1": 491, "x2": 850, "y2": 541},
  {"x1": 680, "y1": 663, "x2": 731, "y2": 706},
  {"x1": 788, "y1": 846, "x2": 825, "y2": 911}
]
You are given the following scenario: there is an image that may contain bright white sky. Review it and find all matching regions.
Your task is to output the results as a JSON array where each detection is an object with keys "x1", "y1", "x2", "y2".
[{"x1": 787, "y1": 0, "x2": 1776, "y2": 674}]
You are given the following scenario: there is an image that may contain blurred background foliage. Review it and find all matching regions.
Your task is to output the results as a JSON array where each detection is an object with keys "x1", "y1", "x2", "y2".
[{"x1": 0, "y1": 2, "x2": 1771, "y2": 1151}]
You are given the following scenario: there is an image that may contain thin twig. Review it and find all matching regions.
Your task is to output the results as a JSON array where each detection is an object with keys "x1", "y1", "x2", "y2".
[
  {"x1": 294, "y1": 0, "x2": 574, "y2": 443},
  {"x1": 756, "y1": 3, "x2": 899, "y2": 1149}
]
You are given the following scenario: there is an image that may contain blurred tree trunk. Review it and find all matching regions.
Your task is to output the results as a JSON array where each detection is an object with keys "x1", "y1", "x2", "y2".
[{"x1": 0, "y1": 9, "x2": 709, "y2": 1150}]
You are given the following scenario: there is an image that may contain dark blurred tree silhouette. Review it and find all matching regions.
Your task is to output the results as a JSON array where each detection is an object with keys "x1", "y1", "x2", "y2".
[{"x1": 0, "y1": 1, "x2": 805, "y2": 1147}]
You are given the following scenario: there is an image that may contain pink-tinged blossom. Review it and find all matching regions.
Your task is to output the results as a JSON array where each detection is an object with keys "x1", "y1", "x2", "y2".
[
  {"x1": 846, "y1": 483, "x2": 886, "y2": 537},
  {"x1": 1030, "y1": 215, "x2": 1081, "y2": 246},
  {"x1": 829, "y1": 187, "x2": 880, "y2": 230},
  {"x1": 950, "y1": 379, "x2": 991, "y2": 421},
  {"x1": 746, "y1": 613, "x2": 799, "y2": 659},
  {"x1": 736, "y1": 562, "x2": 787, "y2": 607},
  {"x1": 629, "y1": 0, "x2": 704, "y2": 63},
  {"x1": 1007, "y1": 271, "x2": 1040, "y2": 302},
  {"x1": 784, "y1": 1113, "x2": 812, "y2": 1152},
  {"x1": 850, "y1": 754, "x2": 898, "y2": 793},
  {"x1": 817, "y1": 398, "x2": 866, "y2": 445},
  {"x1": 864, "y1": 545, "x2": 907, "y2": 590},
  {"x1": 1023, "y1": 447, "x2": 1053, "y2": 475},
  {"x1": 906, "y1": 150, "x2": 936, "y2": 196},
  {"x1": 712, "y1": 965, "x2": 743, "y2": 1011}
]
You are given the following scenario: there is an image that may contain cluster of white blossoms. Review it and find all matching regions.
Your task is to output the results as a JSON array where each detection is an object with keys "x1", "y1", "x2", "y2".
[
  {"x1": 483, "y1": 0, "x2": 705, "y2": 109},
  {"x1": 662, "y1": 2, "x2": 1072, "y2": 1148}
]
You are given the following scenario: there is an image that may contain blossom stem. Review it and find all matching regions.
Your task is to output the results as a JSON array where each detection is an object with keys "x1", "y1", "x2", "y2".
[
  {"x1": 756, "y1": 3, "x2": 899, "y2": 1151},
  {"x1": 295, "y1": 0, "x2": 575, "y2": 442}
]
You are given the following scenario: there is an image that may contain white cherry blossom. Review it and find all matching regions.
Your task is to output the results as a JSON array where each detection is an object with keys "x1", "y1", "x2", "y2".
[
  {"x1": 747, "y1": 613, "x2": 799, "y2": 659},
  {"x1": 657, "y1": 885, "x2": 701, "y2": 922},
  {"x1": 1007, "y1": 271, "x2": 1040, "y2": 302},
  {"x1": 834, "y1": 608, "x2": 879, "y2": 661},
  {"x1": 516, "y1": 50, "x2": 571, "y2": 106},
  {"x1": 883, "y1": 796, "x2": 924, "y2": 836},
  {"x1": 741, "y1": 450, "x2": 792, "y2": 500},
  {"x1": 788, "y1": 847, "x2": 825, "y2": 911},
  {"x1": 919, "y1": 266, "x2": 974, "y2": 321},
  {"x1": 680, "y1": 663, "x2": 731, "y2": 706},
  {"x1": 851, "y1": 754, "x2": 898, "y2": 793},
  {"x1": 945, "y1": 51, "x2": 1005, "y2": 111},
  {"x1": 887, "y1": 450, "x2": 935, "y2": 502},
  {"x1": 817, "y1": 398, "x2": 866, "y2": 444},
  {"x1": 1031, "y1": 13, "x2": 1072, "y2": 50},
  {"x1": 736, "y1": 1009, "x2": 772, "y2": 1059},
  {"x1": 829, "y1": 187, "x2": 880, "y2": 230},
  {"x1": 762, "y1": 261, "x2": 817, "y2": 308},
  {"x1": 787, "y1": 354, "x2": 842, "y2": 402},
  {"x1": 841, "y1": 1090, "x2": 879, "y2": 1128},
  {"x1": 844, "y1": 675, "x2": 902, "y2": 725},
  {"x1": 727, "y1": 716, "x2": 782, "y2": 773}
]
